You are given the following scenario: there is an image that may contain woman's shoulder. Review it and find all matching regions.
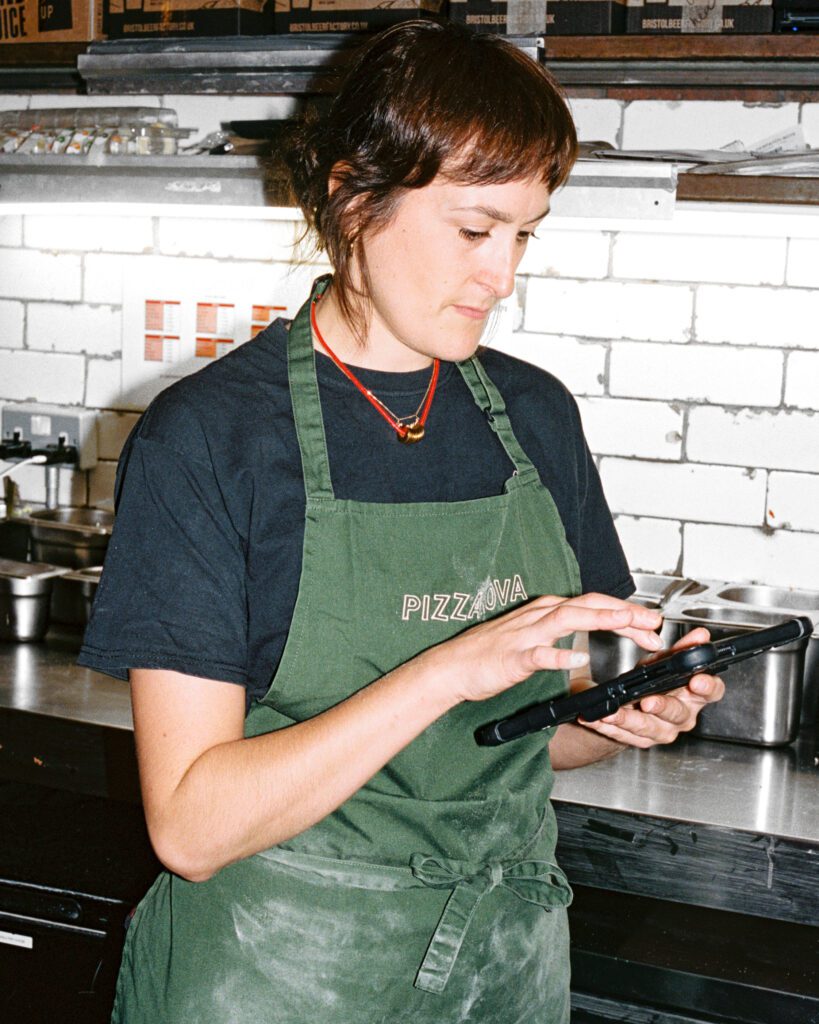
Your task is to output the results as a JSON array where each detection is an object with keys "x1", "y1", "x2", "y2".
[
  {"x1": 132, "y1": 319, "x2": 293, "y2": 463},
  {"x1": 477, "y1": 346, "x2": 579, "y2": 418}
]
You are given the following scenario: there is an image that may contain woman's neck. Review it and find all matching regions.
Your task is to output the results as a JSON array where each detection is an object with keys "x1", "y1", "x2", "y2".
[{"x1": 312, "y1": 285, "x2": 434, "y2": 374}]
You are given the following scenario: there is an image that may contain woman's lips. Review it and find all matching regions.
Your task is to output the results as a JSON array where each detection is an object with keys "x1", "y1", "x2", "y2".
[{"x1": 453, "y1": 304, "x2": 491, "y2": 320}]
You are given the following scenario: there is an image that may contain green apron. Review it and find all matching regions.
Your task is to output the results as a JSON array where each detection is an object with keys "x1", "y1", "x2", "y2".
[{"x1": 113, "y1": 277, "x2": 582, "y2": 1024}]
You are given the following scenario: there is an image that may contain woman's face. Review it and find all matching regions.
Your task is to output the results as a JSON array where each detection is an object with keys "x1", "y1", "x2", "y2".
[{"x1": 352, "y1": 174, "x2": 551, "y2": 371}]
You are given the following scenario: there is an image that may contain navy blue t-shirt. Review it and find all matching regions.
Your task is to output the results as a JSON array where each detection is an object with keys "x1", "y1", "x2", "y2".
[{"x1": 79, "y1": 318, "x2": 634, "y2": 708}]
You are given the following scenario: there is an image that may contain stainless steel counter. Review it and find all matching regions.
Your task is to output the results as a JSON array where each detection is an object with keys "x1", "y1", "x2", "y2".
[
  {"x1": 0, "y1": 630, "x2": 132, "y2": 731},
  {"x1": 553, "y1": 731, "x2": 819, "y2": 845},
  {"x1": 2, "y1": 632, "x2": 818, "y2": 842}
]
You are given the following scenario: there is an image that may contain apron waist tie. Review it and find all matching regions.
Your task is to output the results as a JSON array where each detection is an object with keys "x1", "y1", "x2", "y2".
[
  {"x1": 408, "y1": 854, "x2": 572, "y2": 994},
  {"x1": 258, "y1": 842, "x2": 572, "y2": 996}
]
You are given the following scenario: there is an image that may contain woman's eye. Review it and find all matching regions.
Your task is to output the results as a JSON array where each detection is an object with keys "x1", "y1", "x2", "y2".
[
  {"x1": 517, "y1": 231, "x2": 538, "y2": 243},
  {"x1": 459, "y1": 228, "x2": 489, "y2": 242}
]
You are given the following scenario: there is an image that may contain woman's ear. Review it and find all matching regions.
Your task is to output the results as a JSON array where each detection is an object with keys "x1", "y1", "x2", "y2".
[{"x1": 328, "y1": 160, "x2": 355, "y2": 197}]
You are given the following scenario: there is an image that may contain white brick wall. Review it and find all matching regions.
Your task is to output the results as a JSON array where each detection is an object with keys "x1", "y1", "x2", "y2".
[
  {"x1": 24, "y1": 214, "x2": 153, "y2": 254},
  {"x1": 609, "y1": 342, "x2": 782, "y2": 406},
  {"x1": 525, "y1": 279, "x2": 693, "y2": 342},
  {"x1": 0, "y1": 215, "x2": 23, "y2": 248},
  {"x1": 695, "y1": 285, "x2": 819, "y2": 349},
  {"x1": 621, "y1": 101, "x2": 800, "y2": 150},
  {"x1": 600, "y1": 458, "x2": 766, "y2": 526},
  {"x1": 684, "y1": 523, "x2": 819, "y2": 591},
  {"x1": 612, "y1": 233, "x2": 786, "y2": 287},
  {"x1": 0, "y1": 300, "x2": 24, "y2": 349},
  {"x1": 0, "y1": 250, "x2": 82, "y2": 302},
  {"x1": 0, "y1": 350, "x2": 85, "y2": 404},
  {"x1": 687, "y1": 407, "x2": 819, "y2": 473},
  {"x1": 785, "y1": 351, "x2": 819, "y2": 409},
  {"x1": 27, "y1": 303, "x2": 121, "y2": 357},
  {"x1": 786, "y1": 239, "x2": 819, "y2": 288},
  {"x1": 576, "y1": 398, "x2": 683, "y2": 460},
  {"x1": 613, "y1": 515, "x2": 683, "y2": 576},
  {"x1": 1, "y1": 94, "x2": 819, "y2": 593},
  {"x1": 158, "y1": 217, "x2": 292, "y2": 261},
  {"x1": 517, "y1": 227, "x2": 610, "y2": 279},
  {"x1": 767, "y1": 472, "x2": 819, "y2": 533},
  {"x1": 491, "y1": 332, "x2": 606, "y2": 395}
]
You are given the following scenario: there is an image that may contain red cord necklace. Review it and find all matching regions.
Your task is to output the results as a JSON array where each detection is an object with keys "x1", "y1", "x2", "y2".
[{"x1": 310, "y1": 296, "x2": 440, "y2": 444}]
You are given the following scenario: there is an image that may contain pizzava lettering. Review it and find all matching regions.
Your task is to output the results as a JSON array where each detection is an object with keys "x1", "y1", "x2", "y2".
[{"x1": 401, "y1": 575, "x2": 528, "y2": 623}]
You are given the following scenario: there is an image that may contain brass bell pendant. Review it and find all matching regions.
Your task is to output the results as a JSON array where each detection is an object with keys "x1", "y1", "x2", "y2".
[{"x1": 399, "y1": 420, "x2": 425, "y2": 444}]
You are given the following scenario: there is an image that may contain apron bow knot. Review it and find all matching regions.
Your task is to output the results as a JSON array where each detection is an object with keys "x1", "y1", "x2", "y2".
[{"x1": 408, "y1": 853, "x2": 572, "y2": 994}]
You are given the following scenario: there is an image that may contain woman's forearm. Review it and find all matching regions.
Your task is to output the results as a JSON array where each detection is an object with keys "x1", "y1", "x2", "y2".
[{"x1": 135, "y1": 650, "x2": 458, "y2": 883}]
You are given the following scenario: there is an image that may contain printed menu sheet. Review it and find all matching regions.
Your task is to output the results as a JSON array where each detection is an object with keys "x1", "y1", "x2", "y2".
[{"x1": 121, "y1": 260, "x2": 315, "y2": 411}]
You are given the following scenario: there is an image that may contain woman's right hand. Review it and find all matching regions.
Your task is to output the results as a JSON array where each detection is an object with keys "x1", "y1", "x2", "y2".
[{"x1": 421, "y1": 592, "x2": 664, "y2": 706}]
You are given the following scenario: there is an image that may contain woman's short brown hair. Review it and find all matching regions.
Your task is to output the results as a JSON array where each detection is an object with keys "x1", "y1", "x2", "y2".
[{"x1": 285, "y1": 20, "x2": 578, "y2": 334}]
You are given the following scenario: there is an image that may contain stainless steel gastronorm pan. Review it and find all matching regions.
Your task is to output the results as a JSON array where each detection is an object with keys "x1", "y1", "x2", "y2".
[{"x1": 667, "y1": 604, "x2": 810, "y2": 747}]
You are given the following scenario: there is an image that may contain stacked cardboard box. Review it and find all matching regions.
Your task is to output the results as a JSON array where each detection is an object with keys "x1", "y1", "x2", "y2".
[
  {"x1": 0, "y1": 0, "x2": 96, "y2": 42},
  {"x1": 625, "y1": 0, "x2": 773, "y2": 32},
  {"x1": 272, "y1": 0, "x2": 445, "y2": 34},
  {"x1": 104, "y1": 0, "x2": 266, "y2": 38},
  {"x1": 448, "y1": 0, "x2": 627, "y2": 34}
]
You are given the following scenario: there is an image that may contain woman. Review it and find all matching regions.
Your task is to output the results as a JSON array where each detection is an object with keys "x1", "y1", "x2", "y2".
[{"x1": 80, "y1": 20, "x2": 723, "y2": 1023}]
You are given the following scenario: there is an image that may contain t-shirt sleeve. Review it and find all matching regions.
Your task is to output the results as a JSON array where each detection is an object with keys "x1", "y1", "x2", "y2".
[
  {"x1": 78, "y1": 399, "x2": 248, "y2": 686},
  {"x1": 572, "y1": 420, "x2": 635, "y2": 601}
]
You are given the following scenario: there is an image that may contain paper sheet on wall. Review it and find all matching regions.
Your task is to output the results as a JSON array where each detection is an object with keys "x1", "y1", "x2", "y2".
[{"x1": 121, "y1": 259, "x2": 316, "y2": 411}]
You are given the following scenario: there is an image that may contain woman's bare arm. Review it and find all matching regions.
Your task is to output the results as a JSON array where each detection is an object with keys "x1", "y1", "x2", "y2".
[{"x1": 134, "y1": 595, "x2": 666, "y2": 882}]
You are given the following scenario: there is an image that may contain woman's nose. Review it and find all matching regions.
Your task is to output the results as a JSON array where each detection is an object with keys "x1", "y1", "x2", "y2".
[{"x1": 477, "y1": 243, "x2": 518, "y2": 300}]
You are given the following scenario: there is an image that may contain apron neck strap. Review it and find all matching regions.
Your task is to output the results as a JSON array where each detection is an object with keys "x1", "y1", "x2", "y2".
[
  {"x1": 456, "y1": 356, "x2": 538, "y2": 480},
  {"x1": 288, "y1": 275, "x2": 335, "y2": 500},
  {"x1": 287, "y1": 276, "x2": 538, "y2": 498}
]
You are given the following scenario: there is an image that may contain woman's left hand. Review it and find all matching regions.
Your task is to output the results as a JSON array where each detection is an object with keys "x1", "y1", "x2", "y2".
[{"x1": 577, "y1": 627, "x2": 725, "y2": 749}]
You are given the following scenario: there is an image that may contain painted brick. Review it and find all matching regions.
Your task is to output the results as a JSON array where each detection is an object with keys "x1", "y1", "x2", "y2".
[
  {"x1": 0, "y1": 301, "x2": 24, "y2": 348},
  {"x1": 621, "y1": 101, "x2": 800, "y2": 151},
  {"x1": 600, "y1": 457, "x2": 765, "y2": 526},
  {"x1": 158, "y1": 217, "x2": 297, "y2": 262},
  {"x1": 27, "y1": 303, "x2": 121, "y2": 357},
  {"x1": 160, "y1": 94, "x2": 300, "y2": 139},
  {"x1": 683, "y1": 523, "x2": 819, "y2": 591},
  {"x1": 518, "y1": 228, "x2": 610, "y2": 279},
  {"x1": 767, "y1": 471, "x2": 819, "y2": 533},
  {"x1": 24, "y1": 214, "x2": 153, "y2": 254},
  {"x1": 609, "y1": 342, "x2": 782, "y2": 406},
  {"x1": 800, "y1": 103, "x2": 819, "y2": 150},
  {"x1": 83, "y1": 253, "x2": 131, "y2": 305},
  {"x1": 0, "y1": 350, "x2": 84, "y2": 404},
  {"x1": 612, "y1": 233, "x2": 785, "y2": 286},
  {"x1": 25, "y1": 94, "x2": 162, "y2": 110},
  {"x1": 0, "y1": 95, "x2": 33, "y2": 112},
  {"x1": 491, "y1": 332, "x2": 606, "y2": 395},
  {"x1": 785, "y1": 350, "x2": 819, "y2": 409},
  {"x1": 577, "y1": 397, "x2": 683, "y2": 460},
  {"x1": 0, "y1": 250, "x2": 81, "y2": 302},
  {"x1": 85, "y1": 358, "x2": 124, "y2": 411},
  {"x1": 567, "y1": 98, "x2": 623, "y2": 147},
  {"x1": 88, "y1": 461, "x2": 117, "y2": 509},
  {"x1": 6, "y1": 461, "x2": 87, "y2": 508},
  {"x1": 0, "y1": 216, "x2": 23, "y2": 247},
  {"x1": 696, "y1": 285, "x2": 819, "y2": 349},
  {"x1": 688, "y1": 407, "x2": 819, "y2": 473},
  {"x1": 524, "y1": 279, "x2": 692, "y2": 341},
  {"x1": 97, "y1": 411, "x2": 140, "y2": 461},
  {"x1": 612, "y1": 514, "x2": 682, "y2": 576},
  {"x1": 786, "y1": 239, "x2": 819, "y2": 288}
]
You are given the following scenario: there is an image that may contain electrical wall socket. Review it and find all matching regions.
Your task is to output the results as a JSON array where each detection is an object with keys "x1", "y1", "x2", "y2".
[{"x1": 1, "y1": 404, "x2": 98, "y2": 471}]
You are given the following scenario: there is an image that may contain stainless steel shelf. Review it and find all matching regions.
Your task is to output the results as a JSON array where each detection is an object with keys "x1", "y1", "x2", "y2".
[
  {"x1": 0, "y1": 153, "x2": 273, "y2": 206},
  {"x1": 77, "y1": 34, "x2": 540, "y2": 94},
  {"x1": 0, "y1": 153, "x2": 678, "y2": 218}
]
